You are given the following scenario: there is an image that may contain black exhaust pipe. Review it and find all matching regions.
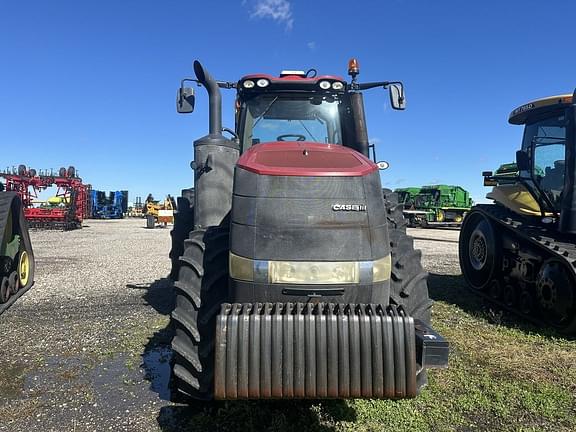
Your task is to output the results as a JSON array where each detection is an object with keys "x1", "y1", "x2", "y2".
[
  {"x1": 191, "y1": 61, "x2": 239, "y2": 230},
  {"x1": 350, "y1": 92, "x2": 370, "y2": 158},
  {"x1": 560, "y1": 89, "x2": 576, "y2": 234},
  {"x1": 194, "y1": 60, "x2": 222, "y2": 136}
]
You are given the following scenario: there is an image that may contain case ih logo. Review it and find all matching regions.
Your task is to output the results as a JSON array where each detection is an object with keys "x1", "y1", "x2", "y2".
[{"x1": 332, "y1": 204, "x2": 367, "y2": 212}]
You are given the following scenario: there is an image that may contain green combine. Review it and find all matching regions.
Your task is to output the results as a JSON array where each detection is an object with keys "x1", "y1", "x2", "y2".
[{"x1": 395, "y1": 185, "x2": 473, "y2": 227}]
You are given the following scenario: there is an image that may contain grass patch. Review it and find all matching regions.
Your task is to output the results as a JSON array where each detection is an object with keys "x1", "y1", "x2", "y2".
[{"x1": 156, "y1": 281, "x2": 576, "y2": 432}]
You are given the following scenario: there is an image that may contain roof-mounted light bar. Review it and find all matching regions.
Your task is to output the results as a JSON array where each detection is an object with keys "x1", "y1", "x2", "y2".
[{"x1": 280, "y1": 70, "x2": 307, "y2": 77}]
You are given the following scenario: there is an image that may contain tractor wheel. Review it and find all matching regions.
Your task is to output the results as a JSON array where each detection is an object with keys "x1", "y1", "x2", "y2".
[
  {"x1": 170, "y1": 228, "x2": 229, "y2": 401},
  {"x1": 8, "y1": 271, "x2": 18, "y2": 294},
  {"x1": 0, "y1": 277, "x2": 10, "y2": 303},
  {"x1": 458, "y1": 211, "x2": 498, "y2": 290},
  {"x1": 169, "y1": 202, "x2": 194, "y2": 281},
  {"x1": 384, "y1": 189, "x2": 432, "y2": 324}
]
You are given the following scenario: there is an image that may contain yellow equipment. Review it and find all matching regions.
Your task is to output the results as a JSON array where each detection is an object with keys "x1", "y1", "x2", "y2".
[
  {"x1": 143, "y1": 195, "x2": 175, "y2": 228},
  {"x1": 459, "y1": 92, "x2": 576, "y2": 332}
]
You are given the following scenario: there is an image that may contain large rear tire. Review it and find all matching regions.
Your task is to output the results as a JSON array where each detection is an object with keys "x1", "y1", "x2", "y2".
[
  {"x1": 384, "y1": 189, "x2": 432, "y2": 324},
  {"x1": 170, "y1": 227, "x2": 229, "y2": 400},
  {"x1": 384, "y1": 189, "x2": 433, "y2": 390},
  {"x1": 169, "y1": 190, "x2": 195, "y2": 281}
]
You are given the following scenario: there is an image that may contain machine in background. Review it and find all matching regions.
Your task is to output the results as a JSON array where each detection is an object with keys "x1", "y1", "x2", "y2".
[
  {"x1": 459, "y1": 92, "x2": 576, "y2": 332},
  {"x1": 0, "y1": 165, "x2": 89, "y2": 230},
  {"x1": 396, "y1": 185, "x2": 473, "y2": 227},
  {"x1": 143, "y1": 194, "x2": 175, "y2": 228},
  {"x1": 90, "y1": 190, "x2": 128, "y2": 219}
]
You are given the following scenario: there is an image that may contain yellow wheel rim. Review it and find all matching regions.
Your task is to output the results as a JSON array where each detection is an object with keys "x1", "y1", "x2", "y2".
[
  {"x1": 437, "y1": 210, "x2": 445, "y2": 222},
  {"x1": 18, "y1": 251, "x2": 30, "y2": 287}
]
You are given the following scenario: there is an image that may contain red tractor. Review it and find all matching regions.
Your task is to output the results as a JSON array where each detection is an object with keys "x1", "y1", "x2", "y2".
[{"x1": 169, "y1": 59, "x2": 448, "y2": 400}]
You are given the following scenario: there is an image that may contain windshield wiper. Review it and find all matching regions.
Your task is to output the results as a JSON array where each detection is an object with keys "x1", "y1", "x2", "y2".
[
  {"x1": 298, "y1": 120, "x2": 318, "y2": 142},
  {"x1": 253, "y1": 97, "x2": 279, "y2": 129}
]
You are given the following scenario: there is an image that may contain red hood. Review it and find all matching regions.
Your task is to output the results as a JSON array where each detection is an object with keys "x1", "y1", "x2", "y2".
[{"x1": 236, "y1": 142, "x2": 377, "y2": 177}]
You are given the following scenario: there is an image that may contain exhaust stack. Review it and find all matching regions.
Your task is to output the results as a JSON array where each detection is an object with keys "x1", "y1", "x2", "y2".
[
  {"x1": 192, "y1": 61, "x2": 239, "y2": 229},
  {"x1": 194, "y1": 60, "x2": 223, "y2": 137}
]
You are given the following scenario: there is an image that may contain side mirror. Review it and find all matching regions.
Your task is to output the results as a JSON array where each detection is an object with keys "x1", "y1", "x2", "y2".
[
  {"x1": 177, "y1": 87, "x2": 195, "y2": 113},
  {"x1": 389, "y1": 83, "x2": 406, "y2": 110},
  {"x1": 516, "y1": 150, "x2": 530, "y2": 171}
]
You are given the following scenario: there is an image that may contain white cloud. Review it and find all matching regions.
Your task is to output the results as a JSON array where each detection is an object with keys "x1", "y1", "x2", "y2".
[
  {"x1": 307, "y1": 41, "x2": 316, "y2": 50},
  {"x1": 247, "y1": 0, "x2": 294, "y2": 30}
]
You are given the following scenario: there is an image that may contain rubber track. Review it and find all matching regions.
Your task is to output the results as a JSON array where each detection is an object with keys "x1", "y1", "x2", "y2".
[
  {"x1": 0, "y1": 192, "x2": 35, "y2": 315},
  {"x1": 469, "y1": 204, "x2": 576, "y2": 332}
]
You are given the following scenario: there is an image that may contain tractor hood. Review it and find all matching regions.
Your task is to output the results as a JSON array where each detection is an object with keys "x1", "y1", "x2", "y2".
[{"x1": 236, "y1": 142, "x2": 377, "y2": 177}]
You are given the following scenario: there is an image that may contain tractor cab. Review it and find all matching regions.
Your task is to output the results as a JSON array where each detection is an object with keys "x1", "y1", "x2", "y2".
[
  {"x1": 460, "y1": 92, "x2": 576, "y2": 332},
  {"x1": 484, "y1": 92, "x2": 576, "y2": 233},
  {"x1": 171, "y1": 59, "x2": 448, "y2": 401},
  {"x1": 235, "y1": 72, "x2": 346, "y2": 151}
]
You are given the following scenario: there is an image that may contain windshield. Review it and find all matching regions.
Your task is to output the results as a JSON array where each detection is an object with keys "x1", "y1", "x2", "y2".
[
  {"x1": 240, "y1": 95, "x2": 343, "y2": 151},
  {"x1": 523, "y1": 114, "x2": 566, "y2": 210}
]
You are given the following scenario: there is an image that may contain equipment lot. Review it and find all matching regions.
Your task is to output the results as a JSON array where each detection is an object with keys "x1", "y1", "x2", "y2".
[{"x1": 1, "y1": 220, "x2": 575, "y2": 432}]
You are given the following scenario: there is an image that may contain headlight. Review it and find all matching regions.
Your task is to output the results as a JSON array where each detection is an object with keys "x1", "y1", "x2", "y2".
[
  {"x1": 270, "y1": 261, "x2": 359, "y2": 284},
  {"x1": 256, "y1": 79, "x2": 270, "y2": 88},
  {"x1": 229, "y1": 253, "x2": 254, "y2": 281},
  {"x1": 373, "y1": 255, "x2": 391, "y2": 282},
  {"x1": 243, "y1": 80, "x2": 255, "y2": 89},
  {"x1": 332, "y1": 81, "x2": 344, "y2": 90},
  {"x1": 318, "y1": 80, "x2": 331, "y2": 90},
  {"x1": 229, "y1": 253, "x2": 391, "y2": 285}
]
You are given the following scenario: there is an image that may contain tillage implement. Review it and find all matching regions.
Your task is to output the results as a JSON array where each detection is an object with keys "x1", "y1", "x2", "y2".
[
  {"x1": 170, "y1": 59, "x2": 449, "y2": 401},
  {"x1": 460, "y1": 92, "x2": 576, "y2": 332}
]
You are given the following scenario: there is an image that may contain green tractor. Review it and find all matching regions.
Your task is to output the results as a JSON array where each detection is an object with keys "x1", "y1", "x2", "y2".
[{"x1": 397, "y1": 185, "x2": 473, "y2": 227}]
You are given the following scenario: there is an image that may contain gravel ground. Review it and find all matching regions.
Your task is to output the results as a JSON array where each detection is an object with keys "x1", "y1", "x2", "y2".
[{"x1": 0, "y1": 220, "x2": 461, "y2": 432}]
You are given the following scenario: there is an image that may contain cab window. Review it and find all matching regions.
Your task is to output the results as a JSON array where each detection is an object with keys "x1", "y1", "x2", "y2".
[
  {"x1": 240, "y1": 95, "x2": 343, "y2": 152},
  {"x1": 523, "y1": 114, "x2": 566, "y2": 209}
]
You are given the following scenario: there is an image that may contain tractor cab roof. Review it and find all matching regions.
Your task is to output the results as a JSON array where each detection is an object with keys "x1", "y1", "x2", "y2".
[
  {"x1": 509, "y1": 94, "x2": 573, "y2": 125},
  {"x1": 237, "y1": 73, "x2": 347, "y2": 95}
]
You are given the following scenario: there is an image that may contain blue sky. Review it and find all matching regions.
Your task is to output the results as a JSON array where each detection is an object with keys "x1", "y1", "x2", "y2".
[{"x1": 1, "y1": 0, "x2": 575, "y2": 204}]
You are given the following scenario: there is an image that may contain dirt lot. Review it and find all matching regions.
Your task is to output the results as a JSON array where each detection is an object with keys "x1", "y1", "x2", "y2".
[{"x1": 0, "y1": 220, "x2": 574, "y2": 432}]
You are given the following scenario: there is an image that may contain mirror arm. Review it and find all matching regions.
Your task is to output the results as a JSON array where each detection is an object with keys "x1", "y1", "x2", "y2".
[
  {"x1": 222, "y1": 127, "x2": 238, "y2": 140},
  {"x1": 180, "y1": 78, "x2": 236, "y2": 90},
  {"x1": 368, "y1": 143, "x2": 377, "y2": 162},
  {"x1": 217, "y1": 81, "x2": 237, "y2": 89},
  {"x1": 180, "y1": 78, "x2": 199, "y2": 88},
  {"x1": 355, "y1": 81, "x2": 390, "y2": 91},
  {"x1": 354, "y1": 80, "x2": 404, "y2": 91},
  {"x1": 180, "y1": 78, "x2": 237, "y2": 89}
]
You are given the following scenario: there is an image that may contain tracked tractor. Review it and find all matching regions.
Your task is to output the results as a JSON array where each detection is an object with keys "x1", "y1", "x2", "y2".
[
  {"x1": 0, "y1": 191, "x2": 34, "y2": 314},
  {"x1": 170, "y1": 59, "x2": 448, "y2": 401},
  {"x1": 459, "y1": 92, "x2": 576, "y2": 332}
]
